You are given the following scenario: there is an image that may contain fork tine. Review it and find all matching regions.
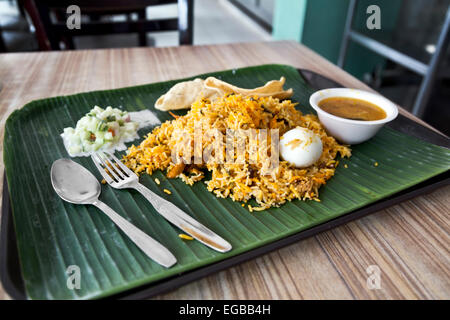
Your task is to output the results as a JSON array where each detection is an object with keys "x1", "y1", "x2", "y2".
[
  {"x1": 95, "y1": 152, "x2": 123, "y2": 181},
  {"x1": 99, "y1": 152, "x2": 127, "y2": 180},
  {"x1": 91, "y1": 153, "x2": 116, "y2": 184},
  {"x1": 105, "y1": 151, "x2": 136, "y2": 177},
  {"x1": 100, "y1": 152, "x2": 128, "y2": 179}
]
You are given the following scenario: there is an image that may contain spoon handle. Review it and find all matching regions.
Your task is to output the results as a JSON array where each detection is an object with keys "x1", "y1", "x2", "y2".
[{"x1": 92, "y1": 200, "x2": 177, "y2": 268}]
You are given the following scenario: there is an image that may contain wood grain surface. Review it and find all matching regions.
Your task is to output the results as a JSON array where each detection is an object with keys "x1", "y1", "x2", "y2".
[{"x1": 0, "y1": 41, "x2": 448, "y2": 300}]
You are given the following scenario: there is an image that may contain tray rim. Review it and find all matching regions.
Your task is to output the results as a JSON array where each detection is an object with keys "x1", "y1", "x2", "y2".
[{"x1": 1, "y1": 67, "x2": 449, "y2": 300}]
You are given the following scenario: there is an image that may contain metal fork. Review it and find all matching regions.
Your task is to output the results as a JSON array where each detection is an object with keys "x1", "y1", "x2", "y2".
[{"x1": 91, "y1": 151, "x2": 232, "y2": 253}]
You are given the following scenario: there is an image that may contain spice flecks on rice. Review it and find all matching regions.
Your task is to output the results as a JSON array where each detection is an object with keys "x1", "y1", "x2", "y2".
[{"x1": 123, "y1": 95, "x2": 351, "y2": 210}]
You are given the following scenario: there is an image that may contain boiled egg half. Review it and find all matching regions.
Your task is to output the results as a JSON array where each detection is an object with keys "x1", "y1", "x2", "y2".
[{"x1": 280, "y1": 127, "x2": 323, "y2": 168}]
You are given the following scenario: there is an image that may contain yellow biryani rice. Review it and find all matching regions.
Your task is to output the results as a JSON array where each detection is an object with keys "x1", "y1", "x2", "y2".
[{"x1": 123, "y1": 94, "x2": 351, "y2": 210}]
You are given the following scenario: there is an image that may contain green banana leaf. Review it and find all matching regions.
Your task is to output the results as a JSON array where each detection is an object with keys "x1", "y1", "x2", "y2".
[{"x1": 3, "y1": 64, "x2": 450, "y2": 299}]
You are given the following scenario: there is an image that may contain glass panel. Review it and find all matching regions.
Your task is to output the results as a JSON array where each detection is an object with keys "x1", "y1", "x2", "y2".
[
  {"x1": 352, "y1": 0, "x2": 449, "y2": 64},
  {"x1": 232, "y1": 0, "x2": 275, "y2": 27}
]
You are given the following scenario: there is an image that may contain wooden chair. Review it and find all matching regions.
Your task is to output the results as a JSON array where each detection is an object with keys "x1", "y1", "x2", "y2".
[{"x1": 19, "y1": 0, "x2": 194, "y2": 50}]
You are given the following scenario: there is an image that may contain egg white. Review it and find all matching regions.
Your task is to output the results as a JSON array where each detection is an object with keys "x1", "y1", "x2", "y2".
[{"x1": 280, "y1": 127, "x2": 323, "y2": 168}]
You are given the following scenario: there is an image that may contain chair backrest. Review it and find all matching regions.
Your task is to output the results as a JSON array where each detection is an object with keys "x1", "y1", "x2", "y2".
[{"x1": 21, "y1": 0, "x2": 194, "y2": 50}]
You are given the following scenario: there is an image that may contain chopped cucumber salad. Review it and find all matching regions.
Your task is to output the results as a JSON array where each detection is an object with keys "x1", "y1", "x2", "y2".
[{"x1": 62, "y1": 106, "x2": 139, "y2": 156}]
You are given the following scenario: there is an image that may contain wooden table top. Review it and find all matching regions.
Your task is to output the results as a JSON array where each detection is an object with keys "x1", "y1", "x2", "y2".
[{"x1": 0, "y1": 41, "x2": 448, "y2": 300}]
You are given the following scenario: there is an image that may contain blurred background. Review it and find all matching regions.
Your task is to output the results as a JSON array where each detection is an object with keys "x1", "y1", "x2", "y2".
[{"x1": 0, "y1": 0, "x2": 449, "y2": 134}]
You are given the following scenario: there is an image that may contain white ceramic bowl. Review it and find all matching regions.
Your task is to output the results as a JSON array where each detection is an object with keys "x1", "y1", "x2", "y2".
[{"x1": 309, "y1": 88, "x2": 398, "y2": 145}]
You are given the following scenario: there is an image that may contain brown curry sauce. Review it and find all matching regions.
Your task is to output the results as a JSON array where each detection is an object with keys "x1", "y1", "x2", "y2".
[{"x1": 318, "y1": 97, "x2": 386, "y2": 121}]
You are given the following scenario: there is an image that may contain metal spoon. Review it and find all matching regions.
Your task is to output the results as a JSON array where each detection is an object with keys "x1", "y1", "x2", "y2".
[{"x1": 50, "y1": 158, "x2": 177, "y2": 268}]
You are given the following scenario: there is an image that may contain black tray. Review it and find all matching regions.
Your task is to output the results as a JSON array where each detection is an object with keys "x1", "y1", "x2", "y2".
[{"x1": 1, "y1": 69, "x2": 449, "y2": 300}]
